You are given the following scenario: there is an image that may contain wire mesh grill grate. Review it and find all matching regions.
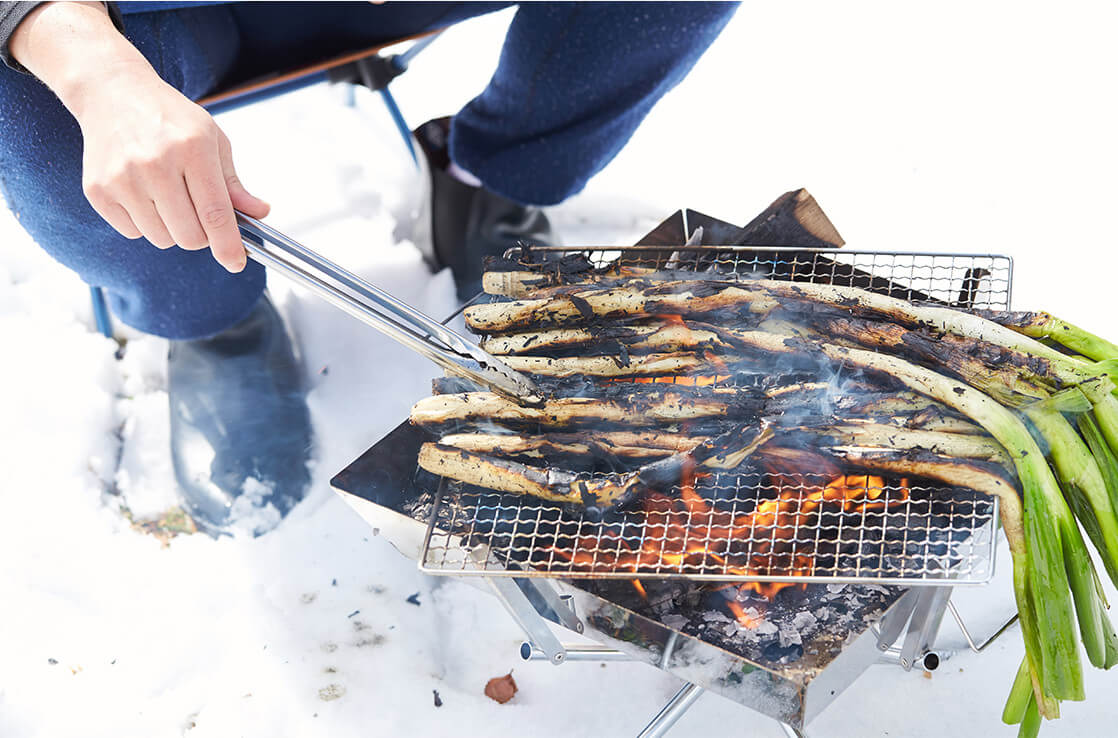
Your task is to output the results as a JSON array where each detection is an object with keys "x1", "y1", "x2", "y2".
[
  {"x1": 421, "y1": 477, "x2": 998, "y2": 583},
  {"x1": 420, "y1": 246, "x2": 1011, "y2": 584},
  {"x1": 527, "y1": 245, "x2": 1012, "y2": 310}
]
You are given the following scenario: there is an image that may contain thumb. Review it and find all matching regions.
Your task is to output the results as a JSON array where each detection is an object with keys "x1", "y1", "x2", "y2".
[{"x1": 218, "y1": 132, "x2": 270, "y2": 218}]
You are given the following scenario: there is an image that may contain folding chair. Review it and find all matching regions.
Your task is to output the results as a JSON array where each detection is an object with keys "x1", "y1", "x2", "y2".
[{"x1": 88, "y1": 30, "x2": 443, "y2": 339}]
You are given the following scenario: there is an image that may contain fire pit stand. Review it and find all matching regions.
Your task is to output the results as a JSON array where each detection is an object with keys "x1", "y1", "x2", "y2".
[
  {"x1": 331, "y1": 192, "x2": 1020, "y2": 736},
  {"x1": 333, "y1": 420, "x2": 1015, "y2": 736}
]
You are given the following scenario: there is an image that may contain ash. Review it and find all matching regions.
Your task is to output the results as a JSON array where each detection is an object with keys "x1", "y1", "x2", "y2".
[{"x1": 642, "y1": 580, "x2": 901, "y2": 668}]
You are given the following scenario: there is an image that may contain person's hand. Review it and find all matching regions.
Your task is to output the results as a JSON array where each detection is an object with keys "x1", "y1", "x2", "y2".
[
  {"x1": 9, "y1": 1, "x2": 268, "y2": 273},
  {"x1": 73, "y1": 73, "x2": 270, "y2": 273}
]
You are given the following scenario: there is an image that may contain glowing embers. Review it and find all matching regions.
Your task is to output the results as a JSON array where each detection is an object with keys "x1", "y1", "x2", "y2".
[
  {"x1": 626, "y1": 375, "x2": 731, "y2": 386},
  {"x1": 725, "y1": 599, "x2": 763, "y2": 629},
  {"x1": 546, "y1": 472, "x2": 911, "y2": 597}
]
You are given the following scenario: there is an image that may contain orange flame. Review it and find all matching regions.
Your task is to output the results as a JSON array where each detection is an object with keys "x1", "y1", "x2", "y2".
[
  {"x1": 547, "y1": 351, "x2": 916, "y2": 625},
  {"x1": 726, "y1": 600, "x2": 761, "y2": 629},
  {"x1": 610, "y1": 316, "x2": 731, "y2": 387},
  {"x1": 545, "y1": 474, "x2": 912, "y2": 610},
  {"x1": 626, "y1": 374, "x2": 731, "y2": 386},
  {"x1": 703, "y1": 351, "x2": 731, "y2": 374}
]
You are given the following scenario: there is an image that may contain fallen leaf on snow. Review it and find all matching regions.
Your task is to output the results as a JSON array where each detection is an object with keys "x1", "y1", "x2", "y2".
[{"x1": 484, "y1": 672, "x2": 518, "y2": 704}]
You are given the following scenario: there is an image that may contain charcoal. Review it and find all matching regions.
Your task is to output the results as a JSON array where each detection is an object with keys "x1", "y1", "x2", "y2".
[{"x1": 763, "y1": 641, "x2": 804, "y2": 663}]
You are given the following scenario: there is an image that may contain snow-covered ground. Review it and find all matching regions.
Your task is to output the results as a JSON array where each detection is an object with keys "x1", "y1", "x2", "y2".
[{"x1": 2, "y1": 3, "x2": 1117, "y2": 737}]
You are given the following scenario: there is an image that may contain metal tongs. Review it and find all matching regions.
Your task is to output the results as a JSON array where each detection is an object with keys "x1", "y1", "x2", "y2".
[{"x1": 236, "y1": 212, "x2": 544, "y2": 405}]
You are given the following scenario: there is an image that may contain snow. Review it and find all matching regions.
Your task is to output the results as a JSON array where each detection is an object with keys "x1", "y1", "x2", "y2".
[{"x1": 2, "y1": 3, "x2": 1117, "y2": 737}]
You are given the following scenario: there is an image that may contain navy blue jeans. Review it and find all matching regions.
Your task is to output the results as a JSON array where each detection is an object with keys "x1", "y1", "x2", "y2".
[{"x1": 0, "y1": 2, "x2": 736, "y2": 339}]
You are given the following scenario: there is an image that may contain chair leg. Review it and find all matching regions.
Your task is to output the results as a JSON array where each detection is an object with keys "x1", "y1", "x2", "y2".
[
  {"x1": 378, "y1": 86, "x2": 418, "y2": 168},
  {"x1": 89, "y1": 286, "x2": 113, "y2": 339},
  {"x1": 376, "y1": 29, "x2": 444, "y2": 169}
]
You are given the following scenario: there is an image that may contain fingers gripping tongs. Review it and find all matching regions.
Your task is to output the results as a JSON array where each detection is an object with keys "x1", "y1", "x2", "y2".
[{"x1": 236, "y1": 213, "x2": 544, "y2": 405}]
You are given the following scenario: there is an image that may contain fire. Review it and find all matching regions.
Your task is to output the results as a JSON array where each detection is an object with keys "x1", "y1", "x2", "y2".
[
  {"x1": 618, "y1": 315, "x2": 731, "y2": 386},
  {"x1": 627, "y1": 374, "x2": 730, "y2": 386},
  {"x1": 738, "y1": 577, "x2": 810, "y2": 600},
  {"x1": 542, "y1": 321, "x2": 917, "y2": 628},
  {"x1": 703, "y1": 351, "x2": 731, "y2": 374},
  {"x1": 554, "y1": 347, "x2": 915, "y2": 615},
  {"x1": 654, "y1": 314, "x2": 688, "y2": 327},
  {"x1": 546, "y1": 473, "x2": 911, "y2": 608},
  {"x1": 726, "y1": 600, "x2": 761, "y2": 629}
]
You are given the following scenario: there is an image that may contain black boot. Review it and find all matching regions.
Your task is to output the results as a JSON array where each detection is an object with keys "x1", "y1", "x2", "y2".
[
  {"x1": 168, "y1": 294, "x2": 312, "y2": 536},
  {"x1": 413, "y1": 117, "x2": 559, "y2": 300}
]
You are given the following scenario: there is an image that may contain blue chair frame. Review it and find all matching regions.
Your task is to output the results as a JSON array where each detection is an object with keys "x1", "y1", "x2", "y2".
[{"x1": 88, "y1": 31, "x2": 442, "y2": 339}]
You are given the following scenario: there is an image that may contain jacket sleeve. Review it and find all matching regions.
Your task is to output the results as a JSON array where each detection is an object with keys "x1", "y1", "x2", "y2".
[{"x1": 1, "y1": 2, "x2": 125, "y2": 73}]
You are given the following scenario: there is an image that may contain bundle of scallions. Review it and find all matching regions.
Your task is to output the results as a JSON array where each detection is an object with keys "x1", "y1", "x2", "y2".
[{"x1": 710, "y1": 283, "x2": 1118, "y2": 737}]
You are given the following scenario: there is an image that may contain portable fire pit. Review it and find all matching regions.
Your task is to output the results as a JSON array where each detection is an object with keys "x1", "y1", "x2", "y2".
[{"x1": 332, "y1": 191, "x2": 1018, "y2": 736}]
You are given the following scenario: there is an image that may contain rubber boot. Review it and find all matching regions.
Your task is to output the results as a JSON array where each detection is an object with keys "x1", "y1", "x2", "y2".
[
  {"x1": 168, "y1": 294, "x2": 312, "y2": 536},
  {"x1": 413, "y1": 117, "x2": 559, "y2": 300}
]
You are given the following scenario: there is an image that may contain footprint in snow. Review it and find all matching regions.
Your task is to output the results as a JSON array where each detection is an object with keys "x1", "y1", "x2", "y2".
[{"x1": 318, "y1": 684, "x2": 346, "y2": 701}]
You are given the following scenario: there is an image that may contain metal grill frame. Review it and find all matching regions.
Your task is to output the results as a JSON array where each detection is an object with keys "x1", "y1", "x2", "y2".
[{"x1": 419, "y1": 245, "x2": 1013, "y2": 585}]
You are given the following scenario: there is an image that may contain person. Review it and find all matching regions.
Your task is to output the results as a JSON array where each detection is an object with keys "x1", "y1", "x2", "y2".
[{"x1": 0, "y1": 1, "x2": 738, "y2": 534}]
